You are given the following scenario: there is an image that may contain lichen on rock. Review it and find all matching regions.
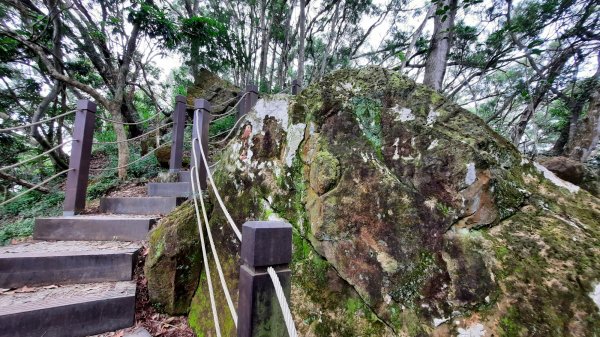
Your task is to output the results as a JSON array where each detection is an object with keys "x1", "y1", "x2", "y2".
[{"x1": 146, "y1": 66, "x2": 600, "y2": 337}]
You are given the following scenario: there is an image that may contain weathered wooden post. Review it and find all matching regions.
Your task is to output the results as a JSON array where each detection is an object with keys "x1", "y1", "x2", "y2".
[
  {"x1": 169, "y1": 95, "x2": 187, "y2": 173},
  {"x1": 237, "y1": 221, "x2": 293, "y2": 337},
  {"x1": 63, "y1": 99, "x2": 96, "y2": 216},
  {"x1": 243, "y1": 84, "x2": 259, "y2": 117},
  {"x1": 191, "y1": 99, "x2": 211, "y2": 190},
  {"x1": 236, "y1": 90, "x2": 246, "y2": 121},
  {"x1": 291, "y1": 79, "x2": 300, "y2": 95}
]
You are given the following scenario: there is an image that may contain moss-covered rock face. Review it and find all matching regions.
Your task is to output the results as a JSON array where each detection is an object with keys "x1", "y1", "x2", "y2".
[
  {"x1": 145, "y1": 201, "x2": 202, "y2": 315},
  {"x1": 187, "y1": 68, "x2": 240, "y2": 115},
  {"x1": 150, "y1": 67, "x2": 600, "y2": 336}
]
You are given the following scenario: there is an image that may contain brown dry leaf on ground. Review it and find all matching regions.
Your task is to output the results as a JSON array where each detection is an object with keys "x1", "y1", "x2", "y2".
[{"x1": 92, "y1": 244, "x2": 195, "y2": 337}]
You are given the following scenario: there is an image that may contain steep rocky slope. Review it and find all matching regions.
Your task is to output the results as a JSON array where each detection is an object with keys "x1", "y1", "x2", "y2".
[{"x1": 146, "y1": 67, "x2": 600, "y2": 337}]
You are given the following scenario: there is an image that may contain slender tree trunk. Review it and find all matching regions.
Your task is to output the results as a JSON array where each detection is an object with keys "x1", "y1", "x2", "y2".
[
  {"x1": 258, "y1": 0, "x2": 270, "y2": 89},
  {"x1": 297, "y1": 0, "x2": 307, "y2": 85},
  {"x1": 423, "y1": 0, "x2": 458, "y2": 91},
  {"x1": 318, "y1": 1, "x2": 341, "y2": 79},
  {"x1": 566, "y1": 87, "x2": 600, "y2": 161}
]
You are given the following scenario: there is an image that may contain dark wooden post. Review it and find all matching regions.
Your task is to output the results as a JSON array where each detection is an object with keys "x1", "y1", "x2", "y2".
[
  {"x1": 169, "y1": 95, "x2": 187, "y2": 173},
  {"x1": 191, "y1": 99, "x2": 211, "y2": 190},
  {"x1": 243, "y1": 84, "x2": 259, "y2": 117},
  {"x1": 237, "y1": 221, "x2": 293, "y2": 337},
  {"x1": 63, "y1": 99, "x2": 96, "y2": 216},
  {"x1": 236, "y1": 90, "x2": 246, "y2": 121},
  {"x1": 291, "y1": 79, "x2": 300, "y2": 95}
]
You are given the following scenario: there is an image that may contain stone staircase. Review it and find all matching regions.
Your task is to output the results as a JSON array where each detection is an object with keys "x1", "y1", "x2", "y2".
[{"x1": 0, "y1": 174, "x2": 192, "y2": 337}]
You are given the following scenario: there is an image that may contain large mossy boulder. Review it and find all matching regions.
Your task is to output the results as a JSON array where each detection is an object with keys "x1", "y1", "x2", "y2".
[
  {"x1": 144, "y1": 200, "x2": 202, "y2": 315},
  {"x1": 187, "y1": 68, "x2": 240, "y2": 115},
  {"x1": 149, "y1": 67, "x2": 600, "y2": 336}
]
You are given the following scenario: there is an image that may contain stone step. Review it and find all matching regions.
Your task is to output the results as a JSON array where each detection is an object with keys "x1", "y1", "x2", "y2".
[
  {"x1": 147, "y1": 182, "x2": 193, "y2": 197},
  {"x1": 0, "y1": 241, "x2": 140, "y2": 288},
  {"x1": 0, "y1": 281, "x2": 136, "y2": 337},
  {"x1": 34, "y1": 215, "x2": 157, "y2": 242},
  {"x1": 100, "y1": 197, "x2": 186, "y2": 215},
  {"x1": 178, "y1": 170, "x2": 191, "y2": 182}
]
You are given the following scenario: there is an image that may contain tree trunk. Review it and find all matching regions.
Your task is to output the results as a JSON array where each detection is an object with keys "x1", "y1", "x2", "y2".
[
  {"x1": 566, "y1": 87, "x2": 600, "y2": 161},
  {"x1": 0, "y1": 171, "x2": 50, "y2": 194},
  {"x1": 297, "y1": 0, "x2": 307, "y2": 85},
  {"x1": 423, "y1": 0, "x2": 458, "y2": 91},
  {"x1": 258, "y1": 0, "x2": 270, "y2": 89},
  {"x1": 318, "y1": 1, "x2": 341, "y2": 80},
  {"x1": 109, "y1": 106, "x2": 131, "y2": 179}
]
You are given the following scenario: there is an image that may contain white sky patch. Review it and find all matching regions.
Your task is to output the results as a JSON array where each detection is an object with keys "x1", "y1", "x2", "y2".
[
  {"x1": 533, "y1": 162, "x2": 580, "y2": 193},
  {"x1": 433, "y1": 317, "x2": 450, "y2": 327},
  {"x1": 465, "y1": 162, "x2": 476, "y2": 185},
  {"x1": 457, "y1": 323, "x2": 486, "y2": 337},
  {"x1": 427, "y1": 139, "x2": 439, "y2": 150}
]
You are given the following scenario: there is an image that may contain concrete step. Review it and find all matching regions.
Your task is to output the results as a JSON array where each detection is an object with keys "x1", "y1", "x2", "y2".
[
  {"x1": 147, "y1": 182, "x2": 192, "y2": 197},
  {"x1": 100, "y1": 197, "x2": 186, "y2": 215},
  {"x1": 34, "y1": 215, "x2": 157, "y2": 241},
  {"x1": 178, "y1": 170, "x2": 191, "y2": 182},
  {"x1": 0, "y1": 281, "x2": 136, "y2": 337},
  {"x1": 0, "y1": 241, "x2": 140, "y2": 288}
]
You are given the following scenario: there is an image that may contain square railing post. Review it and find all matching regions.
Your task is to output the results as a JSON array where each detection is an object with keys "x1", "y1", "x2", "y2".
[
  {"x1": 236, "y1": 90, "x2": 246, "y2": 121},
  {"x1": 169, "y1": 95, "x2": 187, "y2": 173},
  {"x1": 191, "y1": 99, "x2": 211, "y2": 190},
  {"x1": 63, "y1": 99, "x2": 96, "y2": 216},
  {"x1": 237, "y1": 221, "x2": 293, "y2": 337},
  {"x1": 243, "y1": 84, "x2": 258, "y2": 117},
  {"x1": 291, "y1": 79, "x2": 300, "y2": 95}
]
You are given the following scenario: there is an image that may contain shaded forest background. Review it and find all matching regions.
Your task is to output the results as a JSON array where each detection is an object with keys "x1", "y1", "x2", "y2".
[{"x1": 0, "y1": 0, "x2": 598, "y2": 240}]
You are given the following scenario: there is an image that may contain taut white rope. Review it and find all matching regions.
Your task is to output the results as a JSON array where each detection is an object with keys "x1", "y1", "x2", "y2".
[
  {"x1": 189, "y1": 166, "x2": 222, "y2": 337},
  {"x1": 0, "y1": 139, "x2": 74, "y2": 172},
  {"x1": 89, "y1": 143, "x2": 168, "y2": 172},
  {"x1": 0, "y1": 168, "x2": 73, "y2": 207},
  {"x1": 210, "y1": 92, "x2": 249, "y2": 118},
  {"x1": 267, "y1": 267, "x2": 298, "y2": 337},
  {"x1": 0, "y1": 110, "x2": 76, "y2": 133},
  {"x1": 93, "y1": 122, "x2": 173, "y2": 145},
  {"x1": 96, "y1": 113, "x2": 161, "y2": 125},
  {"x1": 191, "y1": 147, "x2": 238, "y2": 326},
  {"x1": 210, "y1": 114, "x2": 247, "y2": 145},
  {"x1": 192, "y1": 124, "x2": 242, "y2": 241}
]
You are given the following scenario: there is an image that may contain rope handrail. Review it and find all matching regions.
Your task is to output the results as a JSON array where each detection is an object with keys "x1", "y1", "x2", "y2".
[
  {"x1": 210, "y1": 92, "x2": 248, "y2": 118},
  {"x1": 210, "y1": 110, "x2": 236, "y2": 125},
  {"x1": 0, "y1": 168, "x2": 73, "y2": 207},
  {"x1": 189, "y1": 166, "x2": 223, "y2": 337},
  {"x1": 96, "y1": 113, "x2": 161, "y2": 126},
  {"x1": 89, "y1": 143, "x2": 168, "y2": 172},
  {"x1": 194, "y1": 120, "x2": 243, "y2": 241},
  {"x1": 210, "y1": 114, "x2": 247, "y2": 144},
  {"x1": 0, "y1": 110, "x2": 77, "y2": 133},
  {"x1": 267, "y1": 267, "x2": 299, "y2": 337},
  {"x1": 93, "y1": 122, "x2": 173, "y2": 145},
  {"x1": 190, "y1": 162, "x2": 238, "y2": 327},
  {"x1": 0, "y1": 140, "x2": 75, "y2": 172}
]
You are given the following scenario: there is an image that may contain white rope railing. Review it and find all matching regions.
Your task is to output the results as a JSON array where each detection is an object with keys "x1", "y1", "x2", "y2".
[
  {"x1": 0, "y1": 110, "x2": 77, "y2": 133},
  {"x1": 93, "y1": 122, "x2": 173, "y2": 145},
  {"x1": 209, "y1": 92, "x2": 248, "y2": 118},
  {"x1": 96, "y1": 113, "x2": 161, "y2": 125},
  {"x1": 190, "y1": 152, "x2": 238, "y2": 326},
  {"x1": 188, "y1": 167, "x2": 222, "y2": 337},
  {"x1": 89, "y1": 143, "x2": 168, "y2": 172},
  {"x1": 267, "y1": 267, "x2": 298, "y2": 337},
  {"x1": 210, "y1": 114, "x2": 247, "y2": 144},
  {"x1": 0, "y1": 139, "x2": 74, "y2": 172},
  {"x1": 0, "y1": 168, "x2": 73, "y2": 207},
  {"x1": 193, "y1": 128, "x2": 243, "y2": 241}
]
